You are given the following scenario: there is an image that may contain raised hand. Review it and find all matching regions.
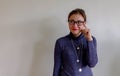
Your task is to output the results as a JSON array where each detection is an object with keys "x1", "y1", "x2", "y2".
[{"x1": 80, "y1": 23, "x2": 93, "y2": 41}]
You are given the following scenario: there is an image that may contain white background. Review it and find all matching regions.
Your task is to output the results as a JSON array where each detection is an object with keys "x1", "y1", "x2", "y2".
[{"x1": 0, "y1": 0, "x2": 120, "y2": 76}]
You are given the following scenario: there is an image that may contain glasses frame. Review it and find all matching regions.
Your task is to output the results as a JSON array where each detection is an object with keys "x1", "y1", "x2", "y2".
[{"x1": 68, "y1": 20, "x2": 85, "y2": 26}]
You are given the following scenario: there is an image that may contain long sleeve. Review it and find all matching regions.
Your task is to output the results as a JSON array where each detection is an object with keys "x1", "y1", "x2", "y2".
[
  {"x1": 53, "y1": 40, "x2": 62, "y2": 76},
  {"x1": 86, "y1": 37, "x2": 98, "y2": 67}
]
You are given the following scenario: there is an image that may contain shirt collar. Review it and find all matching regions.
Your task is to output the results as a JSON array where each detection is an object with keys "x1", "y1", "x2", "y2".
[{"x1": 69, "y1": 32, "x2": 84, "y2": 40}]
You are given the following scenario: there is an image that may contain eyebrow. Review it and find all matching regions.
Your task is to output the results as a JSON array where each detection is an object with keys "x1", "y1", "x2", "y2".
[{"x1": 68, "y1": 19, "x2": 84, "y2": 22}]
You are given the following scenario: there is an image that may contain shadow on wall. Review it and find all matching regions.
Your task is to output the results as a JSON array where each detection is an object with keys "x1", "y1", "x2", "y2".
[{"x1": 29, "y1": 16, "x2": 65, "y2": 76}]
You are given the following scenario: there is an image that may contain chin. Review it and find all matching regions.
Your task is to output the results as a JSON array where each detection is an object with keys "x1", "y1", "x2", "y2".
[
  {"x1": 72, "y1": 32, "x2": 80, "y2": 36},
  {"x1": 72, "y1": 31, "x2": 79, "y2": 34}
]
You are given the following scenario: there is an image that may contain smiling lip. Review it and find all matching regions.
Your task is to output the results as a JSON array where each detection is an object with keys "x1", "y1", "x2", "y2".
[{"x1": 72, "y1": 29, "x2": 79, "y2": 30}]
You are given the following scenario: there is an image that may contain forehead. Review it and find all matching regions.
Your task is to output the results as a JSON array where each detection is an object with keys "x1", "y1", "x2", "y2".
[{"x1": 69, "y1": 14, "x2": 84, "y2": 21}]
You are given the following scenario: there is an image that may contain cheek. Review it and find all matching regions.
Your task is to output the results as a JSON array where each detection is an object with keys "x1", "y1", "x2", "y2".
[
  {"x1": 68, "y1": 26, "x2": 72, "y2": 31},
  {"x1": 68, "y1": 25, "x2": 71, "y2": 29},
  {"x1": 79, "y1": 25, "x2": 85, "y2": 30}
]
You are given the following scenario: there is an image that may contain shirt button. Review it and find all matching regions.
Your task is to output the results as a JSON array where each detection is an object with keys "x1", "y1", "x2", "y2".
[
  {"x1": 77, "y1": 60, "x2": 79, "y2": 62},
  {"x1": 79, "y1": 68, "x2": 82, "y2": 72}
]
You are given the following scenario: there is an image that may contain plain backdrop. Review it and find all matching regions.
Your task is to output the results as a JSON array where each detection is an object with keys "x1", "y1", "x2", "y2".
[{"x1": 0, "y1": 0, "x2": 120, "y2": 76}]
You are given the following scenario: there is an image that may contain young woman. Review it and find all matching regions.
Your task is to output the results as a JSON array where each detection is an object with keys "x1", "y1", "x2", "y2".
[{"x1": 53, "y1": 8, "x2": 98, "y2": 76}]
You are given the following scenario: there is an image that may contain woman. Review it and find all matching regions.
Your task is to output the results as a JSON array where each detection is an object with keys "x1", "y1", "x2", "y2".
[{"x1": 53, "y1": 8, "x2": 98, "y2": 76}]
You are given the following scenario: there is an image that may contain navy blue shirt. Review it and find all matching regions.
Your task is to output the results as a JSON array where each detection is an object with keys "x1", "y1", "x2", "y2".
[{"x1": 53, "y1": 33, "x2": 98, "y2": 76}]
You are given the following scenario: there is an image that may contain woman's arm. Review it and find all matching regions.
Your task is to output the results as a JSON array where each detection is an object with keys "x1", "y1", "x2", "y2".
[
  {"x1": 86, "y1": 37, "x2": 98, "y2": 67},
  {"x1": 53, "y1": 40, "x2": 62, "y2": 76}
]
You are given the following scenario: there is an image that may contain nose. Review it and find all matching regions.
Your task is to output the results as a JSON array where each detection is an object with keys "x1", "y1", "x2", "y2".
[{"x1": 73, "y1": 23, "x2": 79, "y2": 27}]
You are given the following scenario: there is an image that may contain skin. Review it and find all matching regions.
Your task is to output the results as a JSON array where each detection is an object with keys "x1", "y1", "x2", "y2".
[{"x1": 68, "y1": 14, "x2": 93, "y2": 41}]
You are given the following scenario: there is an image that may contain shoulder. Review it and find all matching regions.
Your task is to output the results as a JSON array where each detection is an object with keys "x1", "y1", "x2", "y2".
[
  {"x1": 56, "y1": 34, "x2": 70, "y2": 43},
  {"x1": 55, "y1": 34, "x2": 70, "y2": 47}
]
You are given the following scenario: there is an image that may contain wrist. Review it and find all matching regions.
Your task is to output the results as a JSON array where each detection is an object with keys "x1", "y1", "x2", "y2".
[{"x1": 87, "y1": 36, "x2": 93, "y2": 41}]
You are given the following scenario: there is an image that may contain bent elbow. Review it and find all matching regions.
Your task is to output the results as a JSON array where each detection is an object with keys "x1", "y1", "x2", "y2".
[{"x1": 88, "y1": 59, "x2": 98, "y2": 68}]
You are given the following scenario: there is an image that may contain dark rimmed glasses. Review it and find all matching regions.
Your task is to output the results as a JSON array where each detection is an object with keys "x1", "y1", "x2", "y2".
[{"x1": 68, "y1": 20, "x2": 85, "y2": 26}]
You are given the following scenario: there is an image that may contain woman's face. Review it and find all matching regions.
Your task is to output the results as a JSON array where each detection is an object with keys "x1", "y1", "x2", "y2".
[{"x1": 68, "y1": 14, "x2": 85, "y2": 37}]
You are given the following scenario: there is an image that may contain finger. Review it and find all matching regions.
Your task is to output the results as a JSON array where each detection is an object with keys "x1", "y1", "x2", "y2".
[
  {"x1": 83, "y1": 22, "x2": 87, "y2": 28},
  {"x1": 79, "y1": 25, "x2": 84, "y2": 32},
  {"x1": 84, "y1": 28, "x2": 89, "y2": 35},
  {"x1": 86, "y1": 29, "x2": 89, "y2": 34},
  {"x1": 82, "y1": 26, "x2": 85, "y2": 30}
]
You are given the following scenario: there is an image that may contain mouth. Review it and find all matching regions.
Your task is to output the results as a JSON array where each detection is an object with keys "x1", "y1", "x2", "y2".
[
  {"x1": 72, "y1": 28, "x2": 79, "y2": 30},
  {"x1": 72, "y1": 29, "x2": 79, "y2": 31}
]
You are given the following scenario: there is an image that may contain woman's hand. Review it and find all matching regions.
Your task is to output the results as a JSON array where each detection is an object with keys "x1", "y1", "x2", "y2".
[{"x1": 80, "y1": 23, "x2": 93, "y2": 41}]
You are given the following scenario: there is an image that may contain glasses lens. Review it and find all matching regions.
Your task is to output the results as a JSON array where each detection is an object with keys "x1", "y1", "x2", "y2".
[
  {"x1": 68, "y1": 20, "x2": 74, "y2": 25},
  {"x1": 77, "y1": 21, "x2": 84, "y2": 25},
  {"x1": 68, "y1": 20, "x2": 84, "y2": 26}
]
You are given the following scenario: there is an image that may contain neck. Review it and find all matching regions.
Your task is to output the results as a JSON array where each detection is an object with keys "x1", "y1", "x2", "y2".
[{"x1": 73, "y1": 33, "x2": 81, "y2": 37}]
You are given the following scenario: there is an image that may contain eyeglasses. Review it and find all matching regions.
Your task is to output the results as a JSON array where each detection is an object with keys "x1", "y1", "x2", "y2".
[{"x1": 68, "y1": 20, "x2": 85, "y2": 26}]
